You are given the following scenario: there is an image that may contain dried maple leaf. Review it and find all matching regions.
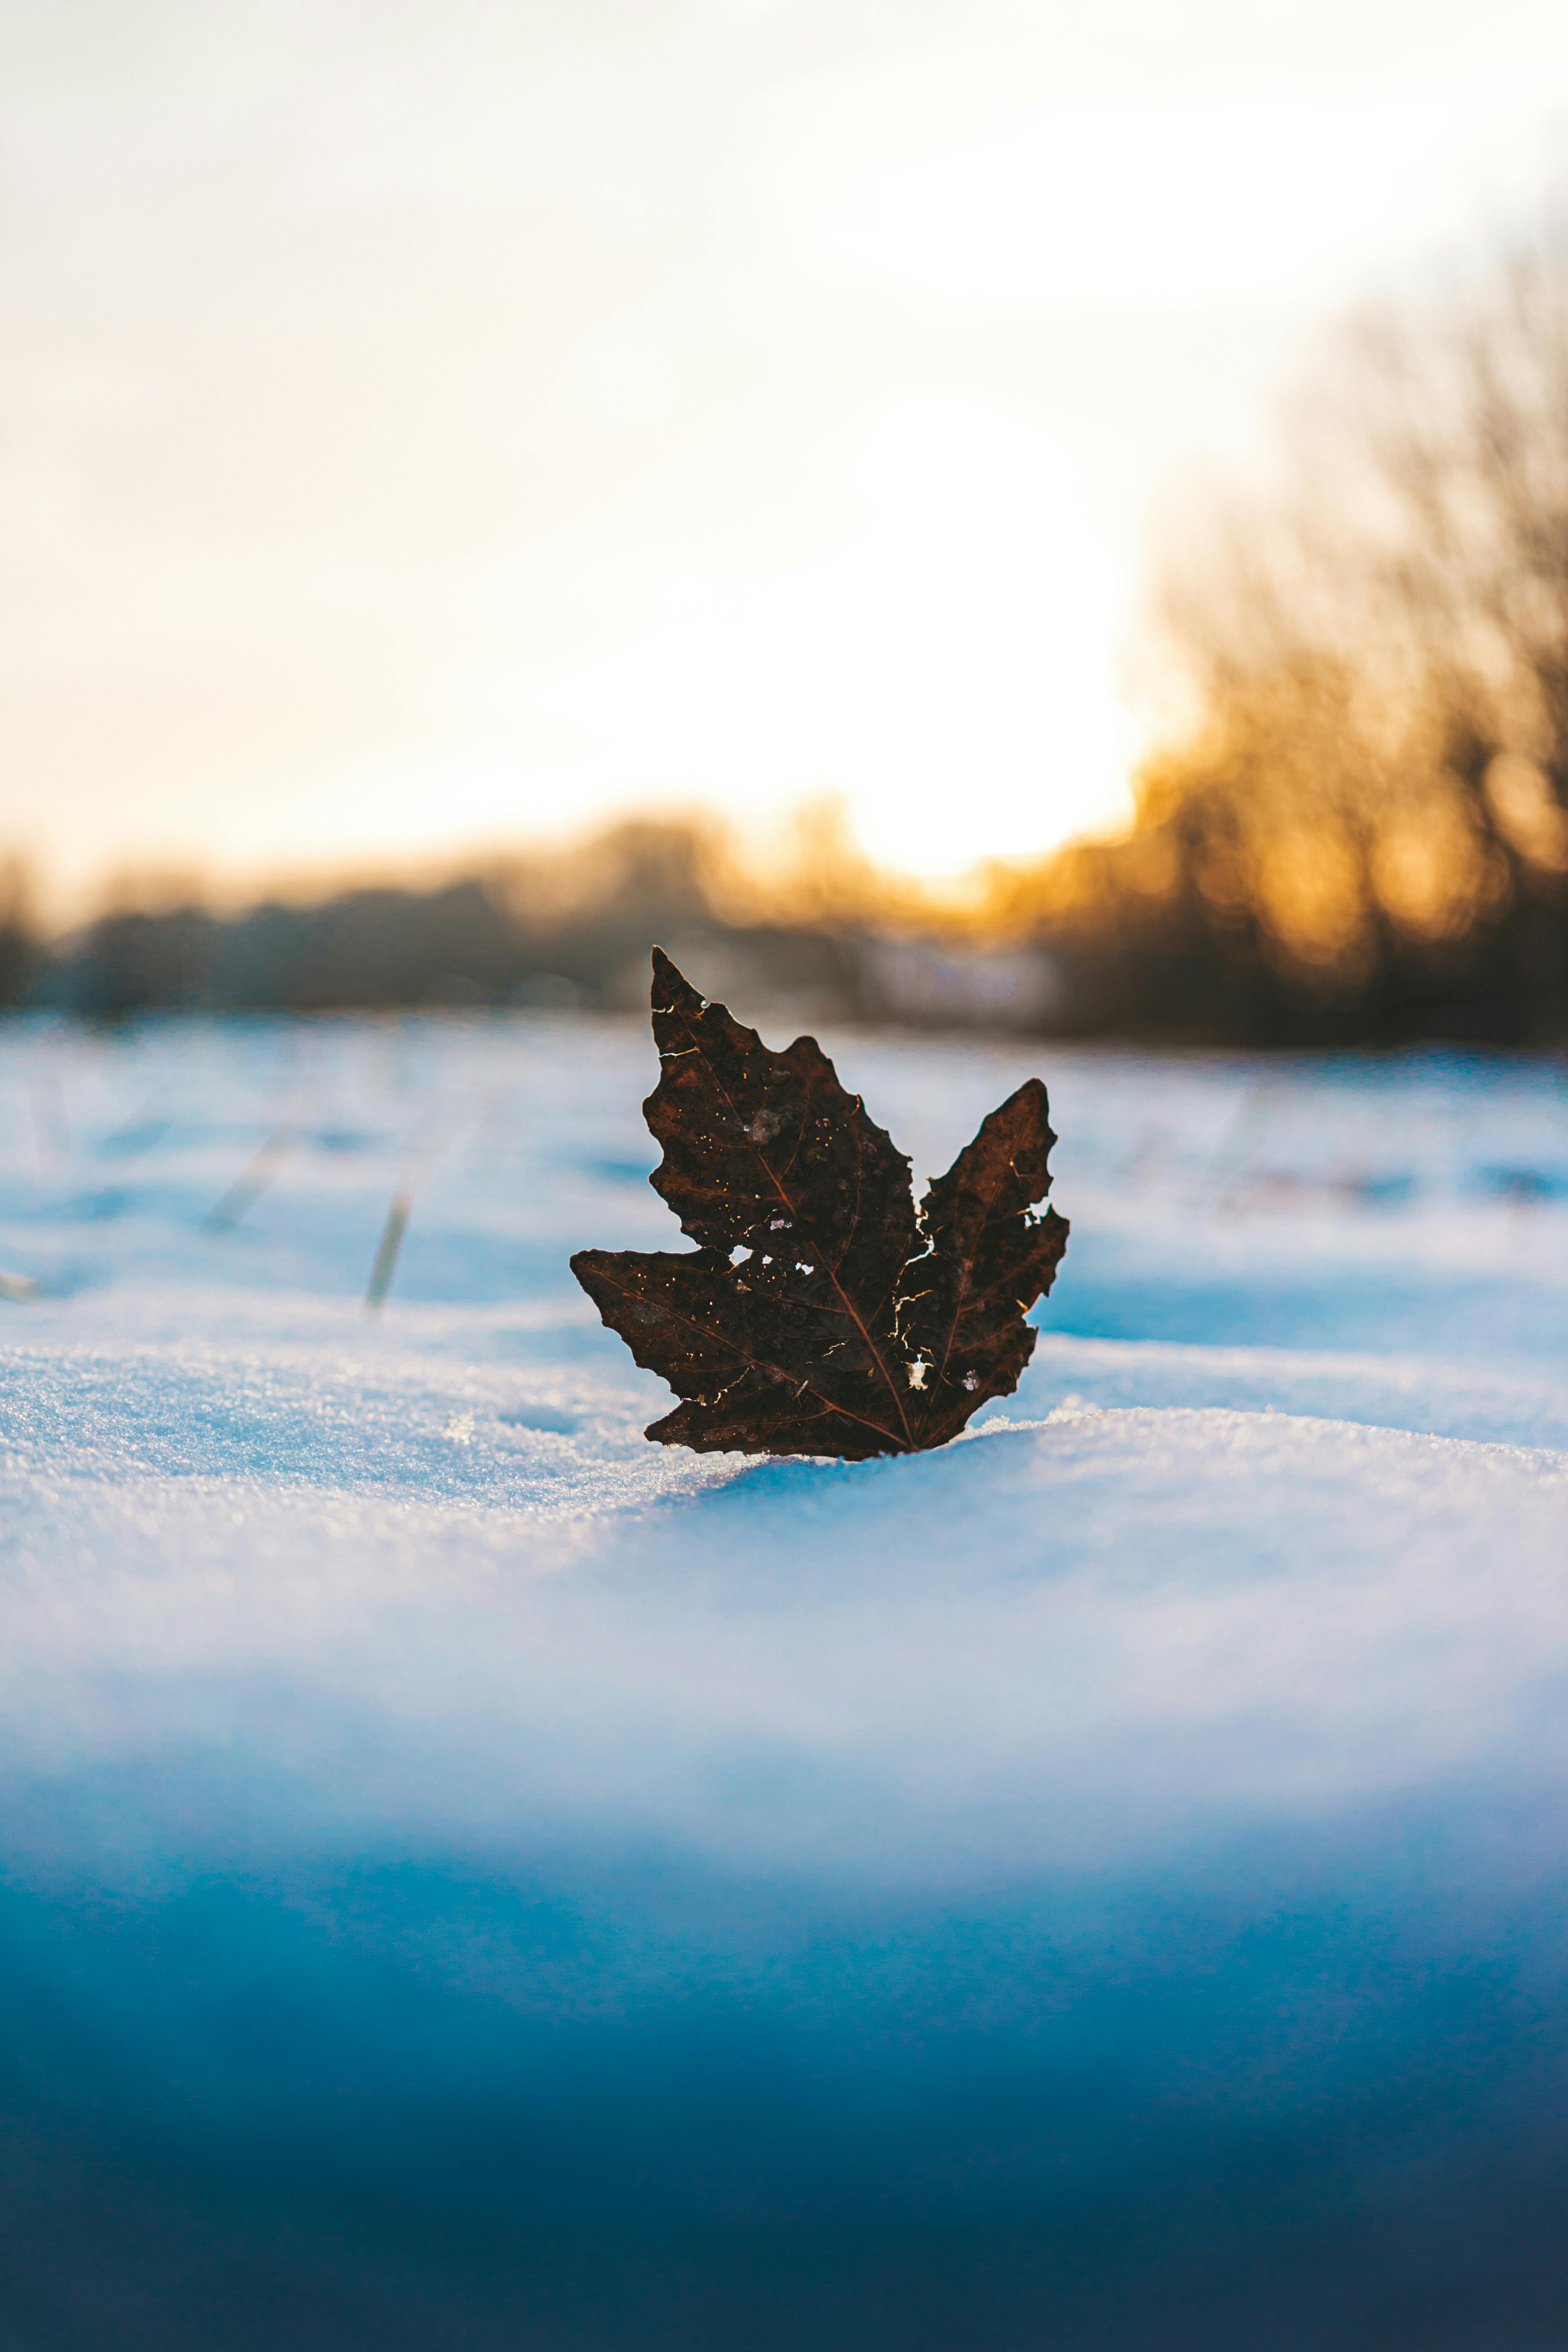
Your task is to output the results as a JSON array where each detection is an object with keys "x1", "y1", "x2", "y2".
[{"x1": 570, "y1": 948, "x2": 1069, "y2": 1459}]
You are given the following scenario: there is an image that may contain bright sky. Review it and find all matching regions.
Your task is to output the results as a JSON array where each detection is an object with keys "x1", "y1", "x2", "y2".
[{"x1": 3, "y1": 0, "x2": 1566, "y2": 909}]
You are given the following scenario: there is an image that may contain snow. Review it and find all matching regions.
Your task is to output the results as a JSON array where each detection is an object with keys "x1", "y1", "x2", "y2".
[{"x1": 3, "y1": 1011, "x2": 1568, "y2": 2346}]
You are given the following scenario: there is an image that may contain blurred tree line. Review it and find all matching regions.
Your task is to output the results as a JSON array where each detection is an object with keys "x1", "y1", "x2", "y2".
[
  {"x1": 0, "y1": 861, "x2": 36, "y2": 1007},
  {"x1": 1, "y1": 820, "x2": 867, "y2": 1025},
  {"x1": 6, "y1": 211, "x2": 1568, "y2": 1041},
  {"x1": 994, "y1": 205, "x2": 1568, "y2": 1043}
]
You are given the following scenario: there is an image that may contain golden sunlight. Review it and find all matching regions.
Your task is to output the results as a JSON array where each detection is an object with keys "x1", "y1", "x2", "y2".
[{"x1": 503, "y1": 397, "x2": 1135, "y2": 876}]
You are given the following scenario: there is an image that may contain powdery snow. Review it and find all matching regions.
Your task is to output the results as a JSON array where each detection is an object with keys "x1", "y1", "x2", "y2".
[{"x1": 2, "y1": 1011, "x2": 1568, "y2": 2347}]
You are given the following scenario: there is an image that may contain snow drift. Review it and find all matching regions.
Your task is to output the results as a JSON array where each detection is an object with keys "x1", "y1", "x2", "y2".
[{"x1": 2, "y1": 1013, "x2": 1567, "y2": 2347}]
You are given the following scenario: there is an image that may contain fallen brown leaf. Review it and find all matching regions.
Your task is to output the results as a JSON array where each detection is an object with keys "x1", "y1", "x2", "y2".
[{"x1": 571, "y1": 948, "x2": 1069, "y2": 1458}]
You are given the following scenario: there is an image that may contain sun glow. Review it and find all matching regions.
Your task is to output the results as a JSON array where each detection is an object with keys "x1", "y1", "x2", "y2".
[
  {"x1": 6, "y1": 0, "x2": 1568, "y2": 910},
  {"x1": 499, "y1": 396, "x2": 1135, "y2": 876}
]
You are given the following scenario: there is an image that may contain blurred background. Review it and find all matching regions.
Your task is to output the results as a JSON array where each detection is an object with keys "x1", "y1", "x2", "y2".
[{"x1": 5, "y1": 0, "x2": 1568, "y2": 1042}]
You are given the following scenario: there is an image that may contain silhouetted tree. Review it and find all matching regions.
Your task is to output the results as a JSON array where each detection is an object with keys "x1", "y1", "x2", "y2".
[{"x1": 1129, "y1": 201, "x2": 1568, "y2": 1040}]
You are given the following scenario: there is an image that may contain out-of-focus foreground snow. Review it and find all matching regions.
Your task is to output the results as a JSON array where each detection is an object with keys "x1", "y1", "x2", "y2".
[{"x1": 2, "y1": 1013, "x2": 1567, "y2": 2349}]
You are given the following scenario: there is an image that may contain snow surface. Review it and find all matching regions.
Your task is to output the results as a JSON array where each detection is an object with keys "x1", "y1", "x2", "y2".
[{"x1": 3, "y1": 1012, "x2": 1568, "y2": 2348}]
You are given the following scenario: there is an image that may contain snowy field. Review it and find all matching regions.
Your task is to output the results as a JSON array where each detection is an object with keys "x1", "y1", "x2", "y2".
[{"x1": 3, "y1": 1008, "x2": 1568, "y2": 2348}]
